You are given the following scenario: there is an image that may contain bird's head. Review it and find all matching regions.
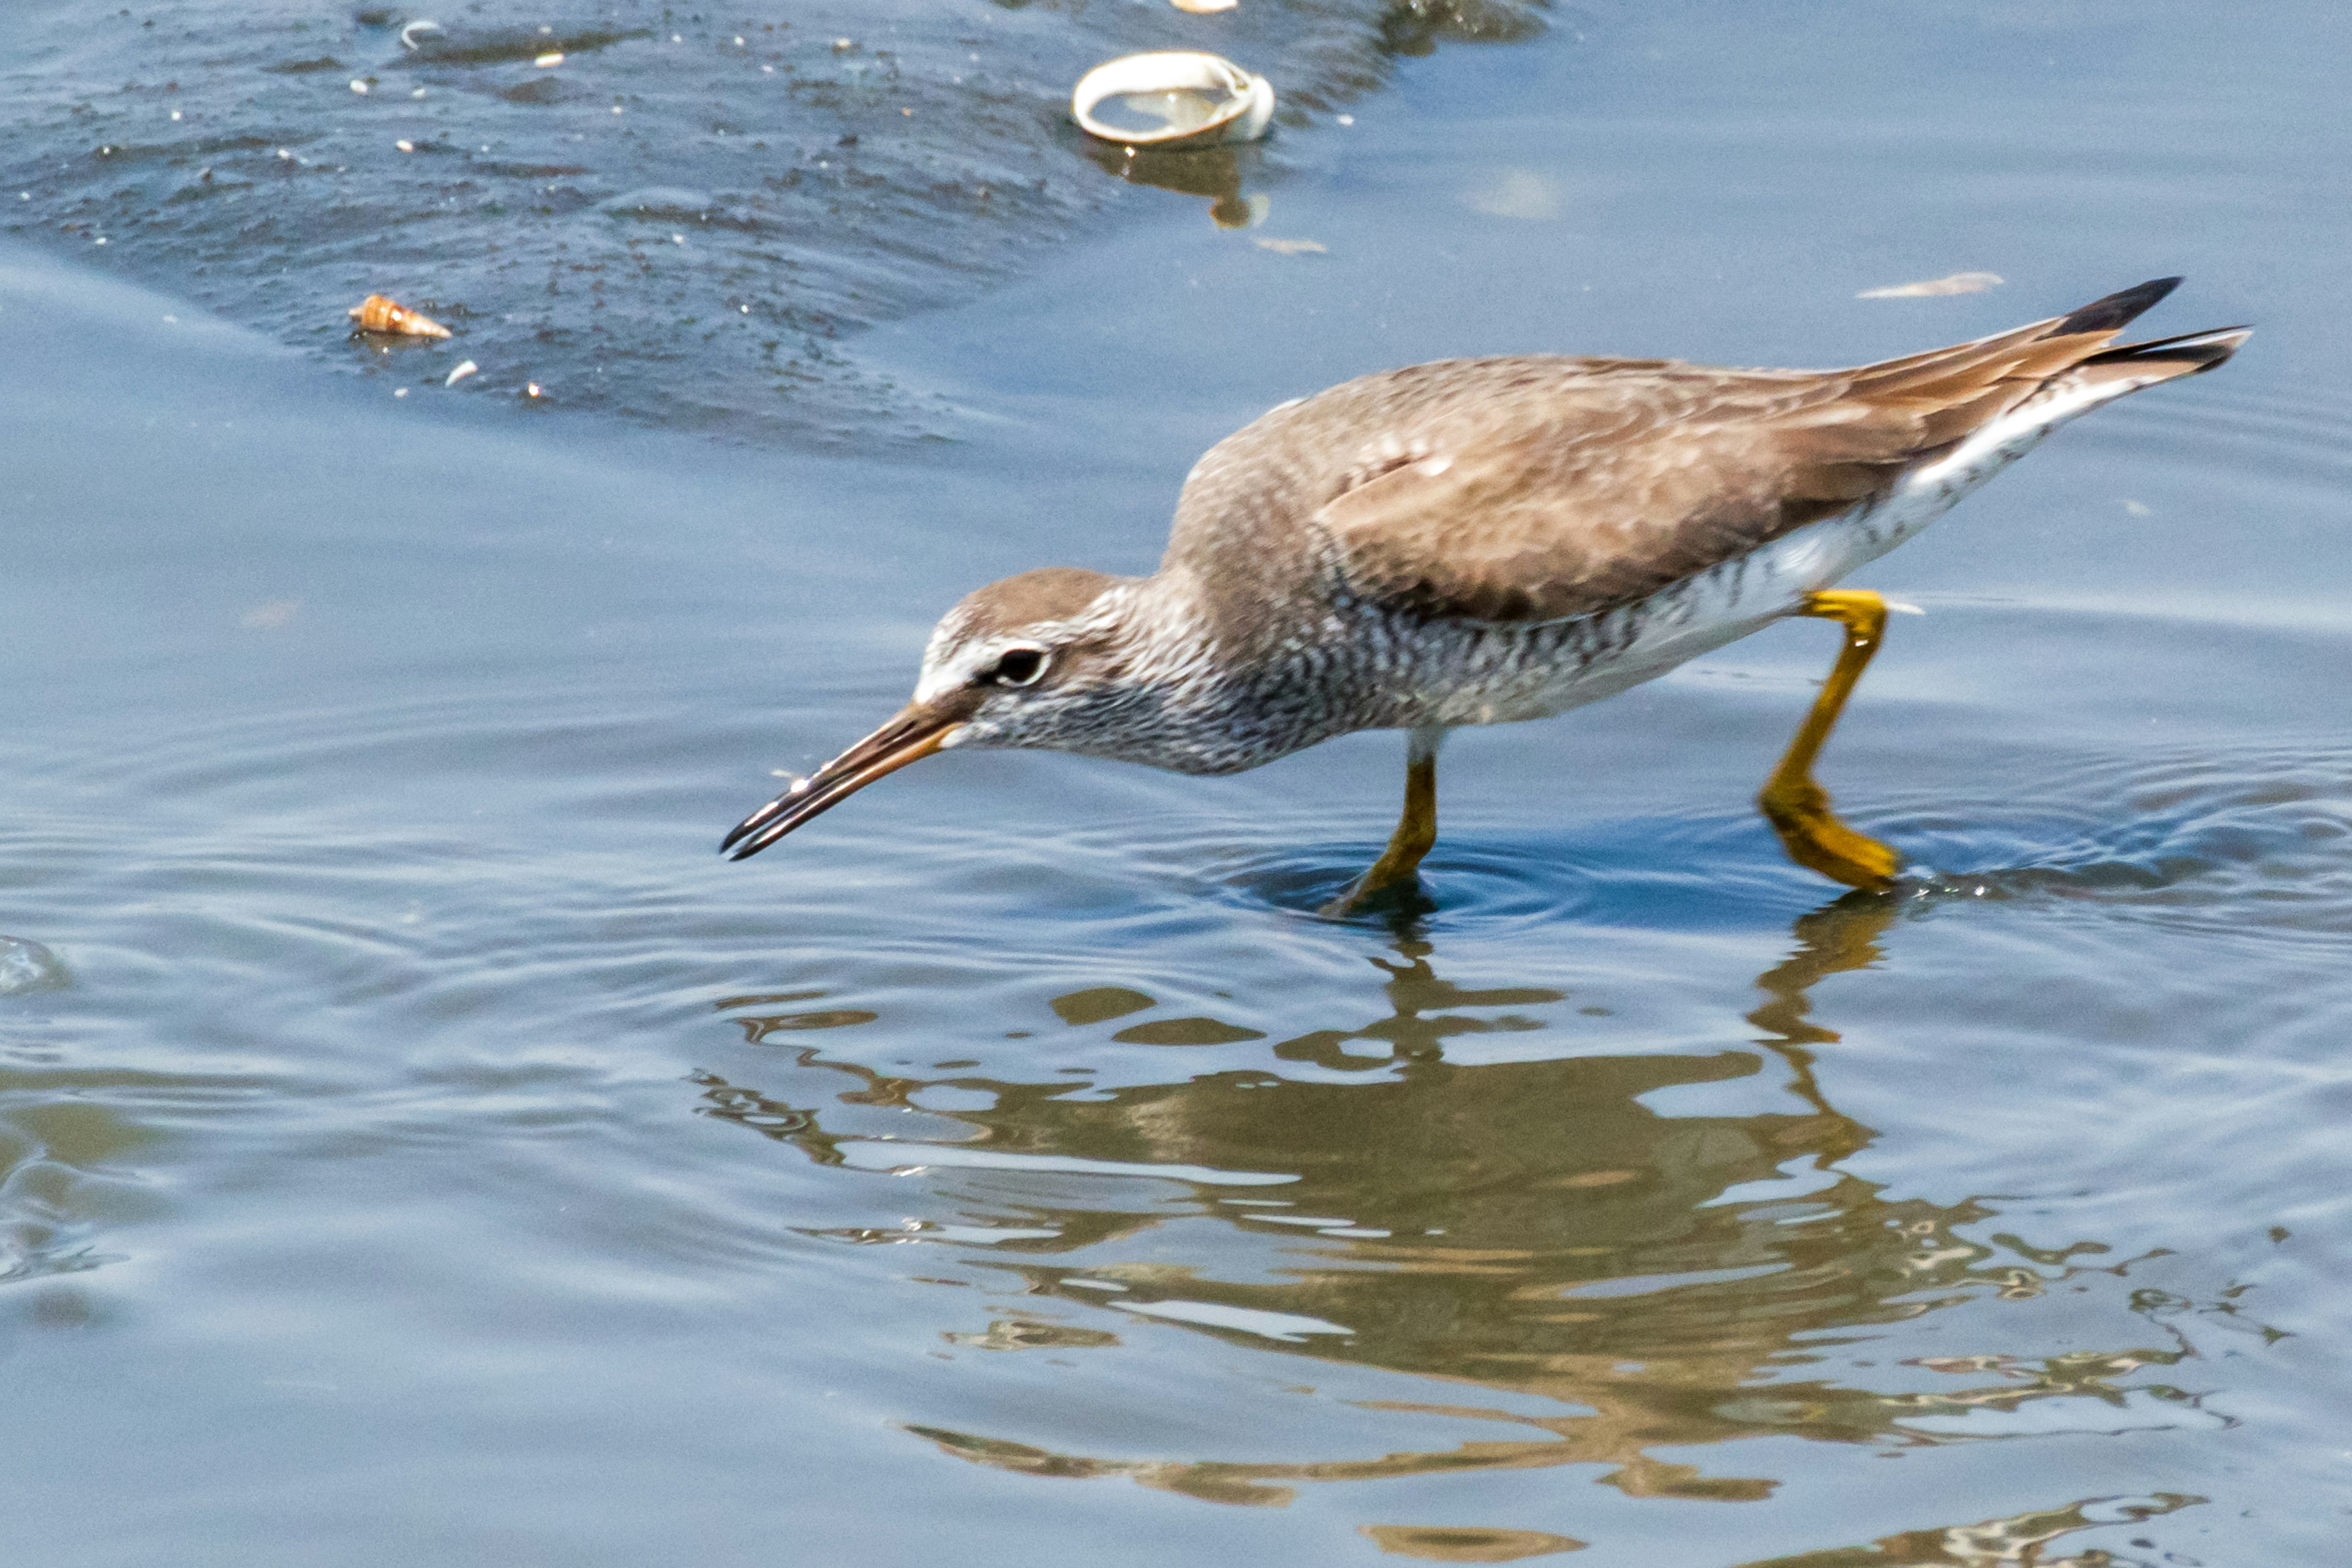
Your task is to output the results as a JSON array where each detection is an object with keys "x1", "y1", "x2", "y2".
[{"x1": 723, "y1": 567, "x2": 1152, "y2": 858}]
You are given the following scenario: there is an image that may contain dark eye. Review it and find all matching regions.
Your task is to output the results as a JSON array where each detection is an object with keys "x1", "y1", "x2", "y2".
[{"x1": 983, "y1": 646, "x2": 1048, "y2": 687}]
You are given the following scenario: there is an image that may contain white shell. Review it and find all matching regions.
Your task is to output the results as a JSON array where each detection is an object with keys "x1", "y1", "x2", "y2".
[
  {"x1": 1071, "y1": 51, "x2": 1275, "y2": 150},
  {"x1": 1856, "y1": 271, "x2": 2004, "y2": 299}
]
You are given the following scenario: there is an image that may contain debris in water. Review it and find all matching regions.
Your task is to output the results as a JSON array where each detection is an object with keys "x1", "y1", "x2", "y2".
[
  {"x1": 1463, "y1": 168, "x2": 1562, "y2": 221},
  {"x1": 445, "y1": 359, "x2": 480, "y2": 387},
  {"x1": 349, "y1": 293, "x2": 452, "y2": 338},
  {"x1": 1254, "y1": 236, "x2": 1326, "y2": 255},
  {"x1": 394, "y1": 139, "x2": 415, "y2": 153},
  {"x1": 349, "y1": 79, "x2": 369, "y2": 95},
  {"x1": 535, "y1": 51, "x2": 564, "y2": 68},
  {"x1": 0, "y1": 935, "x2": 69, "y2": 995},
  {"x1": 1071, "y1": 51, "x2": 1275, "y2": 150},
  {"x1": 1170, "y1": 0, "x2": 1239, "y2": 12},
  {"x1": 1857, "y1": 271, "x2": 2003, "y2": 299},
  {"x1": 240, "y1": 598, "x2": 301, "y2": 629},
  {"x1": 398, "y1": 19, "x2": 445, "y2": 53}
]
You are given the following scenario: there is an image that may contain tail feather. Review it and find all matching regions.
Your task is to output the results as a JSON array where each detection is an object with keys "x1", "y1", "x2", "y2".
[
  {"x1": 2079, "y1": 323, "x2": 2251, "y2": 376},
  {"x1": 2047, "y1": 276, "x2": 2183, "y2": 339},
  {"x1": 1826, "y1": 281, "x2": 2247, "y2": 483},
  {"x1": 1850, "y1": 280, "x2": 2246, "y2": 436},
  {"x1": 1851, "y1": 277, "x2": 2189, "y2": 401}
]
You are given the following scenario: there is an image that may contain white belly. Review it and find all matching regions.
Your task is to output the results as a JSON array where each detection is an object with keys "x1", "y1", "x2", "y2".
[{"x1": 1430, "y1": 370, "x2": 2143, "y2": 728}]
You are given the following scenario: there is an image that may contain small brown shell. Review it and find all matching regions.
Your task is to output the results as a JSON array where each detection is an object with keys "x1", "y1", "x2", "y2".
[{"x1": 349, "y1": 293, "x2": 452, "y2": 339}]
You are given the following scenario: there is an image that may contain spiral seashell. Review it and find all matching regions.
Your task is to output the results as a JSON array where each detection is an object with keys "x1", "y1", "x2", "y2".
[{"x1": 348, "y1": 293, "x2": 453, "y2": 339}]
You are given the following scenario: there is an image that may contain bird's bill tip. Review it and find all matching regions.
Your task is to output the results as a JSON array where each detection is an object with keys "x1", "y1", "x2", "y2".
[{"x1": 722, "y1": 703, "x2": 967, "y2": 860}]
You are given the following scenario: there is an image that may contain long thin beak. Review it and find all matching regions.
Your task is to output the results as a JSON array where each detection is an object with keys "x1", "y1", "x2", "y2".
[{"x1": 722, "y1": 701, "x2": 967, "y2": 860}]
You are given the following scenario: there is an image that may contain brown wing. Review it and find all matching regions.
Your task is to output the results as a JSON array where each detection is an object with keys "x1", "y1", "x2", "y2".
[
  {"x1": 1313, "y1": 373, "x2": 1908, "y2": 622},
  {"x1": 1239, "y1": 281, "x2": 2187, "y2": 625}
]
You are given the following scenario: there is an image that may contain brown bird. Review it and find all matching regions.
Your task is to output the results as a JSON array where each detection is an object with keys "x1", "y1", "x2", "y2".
[{"x1": 725, "y1": 279, "x2": 2245, "y2": 911}]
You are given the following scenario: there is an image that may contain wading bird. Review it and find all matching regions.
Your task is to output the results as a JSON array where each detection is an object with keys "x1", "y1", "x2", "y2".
[{"x1": 725, "y1": 279, "x2": 2244, "y2": 912}]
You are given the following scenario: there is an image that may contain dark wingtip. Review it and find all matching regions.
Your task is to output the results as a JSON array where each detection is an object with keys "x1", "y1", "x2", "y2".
[
  {"x1": 2050, "y1": 276, "x2": 2182, "y2": 338},
  {"x1": 2082, "y1": 325, "x2": 2252, "y2": 376}
]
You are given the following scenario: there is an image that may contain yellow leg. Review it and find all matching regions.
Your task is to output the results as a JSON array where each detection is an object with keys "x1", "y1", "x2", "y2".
[
  {"x1": 1757, "y1": 590, "x2": 1904, "y2": 891},
  {"x1": 1322, "y1": 728, "x2": 1445, "y2": 916}
]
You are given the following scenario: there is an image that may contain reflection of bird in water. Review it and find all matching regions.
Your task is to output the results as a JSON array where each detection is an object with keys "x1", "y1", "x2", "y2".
[
  {"x1": 699, "y1": 900, "x2": 2214, "y2": 1508},
  {"x1": 725, "y1": 281, "x2": 2244, "y2": 910},
  {"x1": 1744, "y1": 889, "x2": 1903, "y2": 1163}
]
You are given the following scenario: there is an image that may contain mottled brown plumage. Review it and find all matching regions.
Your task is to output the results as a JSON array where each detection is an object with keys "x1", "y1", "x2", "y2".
[
  {"x1": 724, "y1": 279, "x2": 2246, "y2": 873},
  {"x1": 1164, "y1": 277, "x2": 2234, "y2": 629}
]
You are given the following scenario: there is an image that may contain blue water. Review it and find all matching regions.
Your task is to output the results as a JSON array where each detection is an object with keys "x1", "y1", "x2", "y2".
[{"x1": 4, "y1": 3, "x2": 2351, "y2": 1564}]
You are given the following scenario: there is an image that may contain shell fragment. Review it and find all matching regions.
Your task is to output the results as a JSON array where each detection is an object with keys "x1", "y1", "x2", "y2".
[
  {"x1": 349, "y1": 293, "x2": 453, "y2": 339},
  {"x1": 1071, "y1": 51, "x2": 1274, "y2": 149},
  {"x1": 1856, "y1": 271, "x2": 2003, "y2": 299}
]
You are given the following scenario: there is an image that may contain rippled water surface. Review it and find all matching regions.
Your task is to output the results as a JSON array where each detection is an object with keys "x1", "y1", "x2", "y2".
[{"x1": 5, "y1": 4, "x2": 2351, "y2": 1564}]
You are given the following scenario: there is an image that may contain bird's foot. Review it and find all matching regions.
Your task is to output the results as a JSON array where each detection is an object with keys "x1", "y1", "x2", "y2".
[
  {"x1": 1757, "y1": 775, "x2": 1904, "y2": 891},
  {"x1": 1319, "y1": 853, "x2": 1431, "y2": 918}
]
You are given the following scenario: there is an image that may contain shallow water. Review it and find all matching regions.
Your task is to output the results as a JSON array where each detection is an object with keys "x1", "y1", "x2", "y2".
[
  {"x1": 5, "y1": 3, "x2": 2351, "y2": 1564},
  {"x1": 0, "y1": 0, "x2": 1536, "y2": 443}
]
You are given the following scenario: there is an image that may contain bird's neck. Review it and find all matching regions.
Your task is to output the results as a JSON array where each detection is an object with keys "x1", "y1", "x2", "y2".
[{"x1": 1101, "y1": 568, "x2": 1234, "y2": 695}]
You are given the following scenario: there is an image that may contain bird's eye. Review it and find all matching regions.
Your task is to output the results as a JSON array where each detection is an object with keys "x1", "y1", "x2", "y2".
[{"x1": 983, "y1": 646, "x2": 1049, "y2": 687}]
